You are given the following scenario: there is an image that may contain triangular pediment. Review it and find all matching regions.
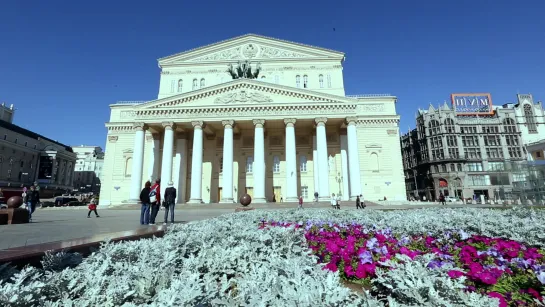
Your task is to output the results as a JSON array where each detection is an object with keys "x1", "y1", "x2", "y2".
[
  {"x1": 133, "y1": 79, "x2": 350, "y2": 110},
  {"x1": 158, "y1": 34, "x2": 344, "y2": 65}
]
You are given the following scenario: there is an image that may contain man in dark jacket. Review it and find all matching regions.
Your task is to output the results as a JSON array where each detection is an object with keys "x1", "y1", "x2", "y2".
[
  {"x1": 149, "y1": 179, "x2": 161, "y2": 225},
  {"x1": 27, "y1": 185, "x2": 39, "y2": 221},
  {"x1": 163, "y1": 182, "x2": 177, "y2": 224},
  {"x1": 139, "y1": 181, "x2": 151, "y2": 225}
]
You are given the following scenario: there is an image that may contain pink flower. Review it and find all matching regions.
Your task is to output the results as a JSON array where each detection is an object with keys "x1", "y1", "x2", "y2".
[
  {"x1": 324, "y1": 261, "x2": 338, "y2": 272},
  {"x1": 326, "y1": 241, "x2": 340, "y2": 254},
  {"x1": 448, "y1": 270, "x2": 464, "y2": 278},
  {"x1": 527, "y1": 288, "x2": 542, "y2": 300},
  {"x1": 477, "y1": 272, "x2": 497, "y2": 285},
  {"x1": 488, "y1": 292, "x2": 508, "y2": 307},
  {"x1": 344, "y1": 263, "x2": 355, "y2": 277},
  {"x1": 355, "y1": 263, "x2": 367, "y2": 279}
]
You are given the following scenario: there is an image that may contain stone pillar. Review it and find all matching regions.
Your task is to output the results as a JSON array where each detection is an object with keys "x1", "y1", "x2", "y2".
[
  {"x1": 253, "y1": 119, "x2": 266, "y2": 203},
  {"x1": 315, "y1": 117, "x2": 330, "y2": 200},
  {"x1": 340, "y1": 135, "x2": 350, "y2": 201},
  {"x1": 129, "y1": 123, "x2": 146, "y2": 201},
  {"x1": 346, "y1": 117, "x2": 362, "y2": 200},
  {"x1": 221, "y1": 120, "x2": 235, "y2": 203},
  {"x1": 284, "y1": 118, "x2": 298, "y2": 202},
  {"x1": 188, "y1": 121, "x2": 204, "y2": 203},
  {"x1": 160, "y1": 122, "x2": 175, "y2": 199},
  {"x1": 312, "y1": 136, "x2": 320, "y2": 197},
  {"x1": 147, "y1": 134, "x2": 160, "y2": 182},
  {"x1": 173, "y1": 134, "x2": 188, "y2": 204}
]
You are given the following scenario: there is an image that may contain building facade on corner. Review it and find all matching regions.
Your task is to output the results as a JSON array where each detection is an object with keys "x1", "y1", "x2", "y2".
[
  {"x1": 100, "y1": 34, "x2": 406, "y2": 207},
  {"x1": 401, "y1": 93, "x2": 544, "y2": 202}
]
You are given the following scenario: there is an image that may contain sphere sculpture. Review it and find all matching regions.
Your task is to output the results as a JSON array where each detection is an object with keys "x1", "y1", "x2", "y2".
[
  {"x1": 239, "y1": 194, "x2": 252, "y2": 207},
  {"x1": 7, "y1": 196, "x2": 23, "y2": 209}
]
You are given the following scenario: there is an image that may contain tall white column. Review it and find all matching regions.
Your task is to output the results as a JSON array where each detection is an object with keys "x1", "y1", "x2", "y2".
[
  {"x1": 129, "y1": 123, "x2": 146, "y2": 201},
  {"x1": 174, "y1": 135, "x2": 188, "y2": 204},
  {"x1": 221, "y1": 120, "x2": 235, "y2": 203},
  {"x1": 284, "y1": 118, "x2": 298, "y2": 202},
  {"x1": 346, "y1": 117, "x2": 362, "y2": 200},
  {"x1": 315, "y1": 117, "x2": 330, "y2": 200},
  {"x1": 340, "y1": 135, "x2": 350, "y2": 201},
  {"x1": 160, "y1": 122, "x2": 175, "y2": 200},
  {"x1": 188, "y1": 121, "x2": 204, "y2": 204},
  {"x1": 147, "y1": 135, "x2": 160, "y2": 182},
  {"x1": 312, "y1": 136, "x2": 320, "y2": 197},
  {"x1": 253, "y1": 119, "x2": 266, "y2": 203}
]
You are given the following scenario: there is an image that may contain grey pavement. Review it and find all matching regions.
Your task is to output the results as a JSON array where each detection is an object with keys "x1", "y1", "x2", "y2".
[{"x1": 0, "y1": 202, "x2": 510, "y2": 250}]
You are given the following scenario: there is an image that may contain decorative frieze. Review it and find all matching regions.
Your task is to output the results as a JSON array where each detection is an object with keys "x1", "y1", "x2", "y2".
[
  {"x1": 108, "y1": 136, "x2": 118, "y2": 143},
  {"x1": 214, "y1": 90, "x2": 273, "y2": 104},
  {"x1": 357, "y1": 119, "x2": 400, "y2": 126},
  {"x1": 106, "y1": 125, "x2": 134, "y2": 134},
  {"x1": 120, "y1": 111, "x2": 137, "y2": 118},
  {"x1": 359, "y1": 104, "x2": 385, "y2": 112}
]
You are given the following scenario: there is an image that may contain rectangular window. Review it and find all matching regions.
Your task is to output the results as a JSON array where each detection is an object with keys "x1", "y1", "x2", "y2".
[
  {"x1": 468, "y1": 175, "x2": 491, "y2": 186},
  {"x1": 466, "y1": 162, "x2": 483, "y2": 172},
  {"x1": 246, "y1": 156, "x2": 253, "y2": 173},
  {"x1": 450, "y1": 164, "x2": 456, "y2": 172},
  {"x1": 301, "y1": 186, "x2": 308, "y2": 199},
  {"x1": 441, "y1": 164, "x2": 447, "y2": 172},
  {"x1": 488, "y1": 162, "x2": 505, "y2": 171},
  {"x1": 299, "y1": 155, "x2": 307, "y2": 172},
  {"x1": 273, "y1": 156, "x2": 280, "y2": 173},
  {"x1": 219, "y1": 158, "x2": 223, "y2": 173},
  {"x1": 457, "y1": 163, "x2": 462, "y2": 171}
]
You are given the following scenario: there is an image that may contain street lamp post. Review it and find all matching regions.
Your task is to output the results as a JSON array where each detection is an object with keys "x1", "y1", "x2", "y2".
[{"x1": 335, "y1": 172, "x2": 343, "y2": 197}]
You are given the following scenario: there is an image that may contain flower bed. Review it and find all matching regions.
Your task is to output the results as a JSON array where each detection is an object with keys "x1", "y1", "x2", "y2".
[
  {"x1": 261, "y1": 220, "x2": 545, "y2": 306},
  {"x1": 1, "y1": 207, "x2": 545, "y2": 306}
]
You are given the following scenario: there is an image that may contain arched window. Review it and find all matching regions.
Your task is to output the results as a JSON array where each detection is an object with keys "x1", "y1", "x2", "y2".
[
  {"x1": 303, "y1": 75, "x2": 308, "y2": 88},
  {"x1": 192, "y1": 79, "x2": 198, "y2": 90},
  {"x1": 200, "y1": 78, "x2": 205, "y2": 88},
  {"x1": 299, "y1": 155, "x2": 307, "y2": 172},
  {"x1": 295, "y1": 75, "x2": 301, "y2": 88},
  {"x1": 524, "y1": 104, "x2": 537, "y2": 133},
  {"x1": 319, "y1": 74, "x2": 324, "y2": 88},
  {"x1": 125, "y1": 158, "x2": 132, "y2": 177},
  {"x1": 326, "y1": 74, "x2": 332, "y2": 88},
  {"x1": 274, "y1": 75, "x2": 279, "y2": 84},
  {"x1": 503, "y1": 118, "x2": 516, "y2": 133},
  {"x1": 261, "y1": 75, "x2": 266, "y2": 81},
  {"x1": 177, "y1": 79, "x2": 183, "y2": 92},
  {"x1": 428, "y1": 120, "x2": 440, "y2": 135},
  {"x1": 370, "y1": 153, "x2": 379, "y2": 172},
  {"x1": 273, "y1": 156, "x2": 280, "y2": 173},
  {"x1": 170, "y1": 80, "x2": 175, "y2": 93}
]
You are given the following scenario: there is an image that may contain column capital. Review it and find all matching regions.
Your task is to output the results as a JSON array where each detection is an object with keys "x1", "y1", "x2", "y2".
[
  {"x1": 133, "y1": 122, "x2": 147, "y2": 131},
  {"x1": 346, "y1": 117, "x2": 358, "y2": 126},
  {"x1": 146, "y1": 134, "x2": 159, "y2": 141},
  {"x1": 162, "y1": 121, "x2": 176, "y2": 130},
  {"x1": 191, "y1": 121, "x2": 204, "y2": 129},
  {"x1": 222, "y1": 120, "x2": 235, "y2": 128},
  {"x1": 284, "y1": 118, "x2": 296, "y2": 127},
  {"x1": 253, "y1": 119, "x2": 265, "y2": 128},
  {"x1": 315, "y1": 117, "x2": 327, "y2": 126}
]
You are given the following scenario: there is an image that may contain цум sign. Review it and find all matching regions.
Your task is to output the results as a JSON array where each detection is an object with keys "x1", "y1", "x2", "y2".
[{"x1": 451, "y1": 93, "x2": 493, "y2": 115}]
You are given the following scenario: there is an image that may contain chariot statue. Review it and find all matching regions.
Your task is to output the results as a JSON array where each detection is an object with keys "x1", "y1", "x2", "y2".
[{"x1": 227, "y1": 60, "x2": 261, "y2": 79}]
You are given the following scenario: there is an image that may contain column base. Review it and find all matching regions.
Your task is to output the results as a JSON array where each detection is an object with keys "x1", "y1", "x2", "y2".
[
  {"x1": 220, "y1": 198, "x2": 235, "y2": 204},
  {"x1": 285, "y1": 196, "x2": 298, "y2": 202},
  {"x1": 187, "y1": 198, "x2": 203, "y2": 204},
  {"x1": 252, "y1": 197, "x2": 267, "y2": 203}
]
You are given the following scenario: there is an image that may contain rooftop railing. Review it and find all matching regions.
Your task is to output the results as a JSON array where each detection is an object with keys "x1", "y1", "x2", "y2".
[
  {"x1": 114, "y1": 101, "x2": 146, "y2": 105},
  {"x1": 346, "y1": 94, "x2": 392, "y2": 98}
]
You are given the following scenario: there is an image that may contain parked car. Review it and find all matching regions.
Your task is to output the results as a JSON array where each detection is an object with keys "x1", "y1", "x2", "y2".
[
  {"x1": 445, "y1": 196, "x2": 460, "y2": 202},
  {"x1": 54, "y1": 197, "x2": 79, "y2": 207},
  {"x1": 66, "y1": 201, "x2": 84, "y2": 207}
]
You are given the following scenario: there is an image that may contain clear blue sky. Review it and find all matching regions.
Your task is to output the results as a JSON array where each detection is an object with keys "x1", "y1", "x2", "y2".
[{"x1": 1, "y1": 0, "x2": 544, "y2": 149}]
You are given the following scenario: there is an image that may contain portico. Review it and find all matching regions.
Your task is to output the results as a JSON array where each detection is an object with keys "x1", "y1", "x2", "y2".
[{"x1": 99, "y1": 34, "x2": 407, "y2": 206}]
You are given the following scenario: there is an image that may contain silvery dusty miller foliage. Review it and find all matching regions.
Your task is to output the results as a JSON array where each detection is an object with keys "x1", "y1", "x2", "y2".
[{"x1": 1, "y1": 207, "x2": 542, "y2": 306}]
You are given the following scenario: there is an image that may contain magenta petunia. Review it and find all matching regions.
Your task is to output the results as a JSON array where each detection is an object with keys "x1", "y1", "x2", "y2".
[
  {"x1": 448, "y1": 270, "x2": 464, "y2": 278},
  {"x1": 488, "y1": 292, "x2": 508, "y2": 307},
  {"x1": 324, "y1": 261, "x2": 338, "y2": 272}
]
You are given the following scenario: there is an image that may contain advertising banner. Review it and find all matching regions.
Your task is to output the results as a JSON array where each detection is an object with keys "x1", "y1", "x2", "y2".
[{"x1": 451, "y1": 93, "x2": 493, "y2": 115}]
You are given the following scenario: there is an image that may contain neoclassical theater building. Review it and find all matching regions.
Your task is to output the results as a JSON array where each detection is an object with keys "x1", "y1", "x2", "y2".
[{"x1": 100, "y1": 34, "x2": 406, "y2": 206}]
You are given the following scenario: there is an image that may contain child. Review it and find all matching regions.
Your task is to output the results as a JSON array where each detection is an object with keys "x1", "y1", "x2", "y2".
[{"x1": 87, "y1": 198, "x2": 100, "y2": 218}]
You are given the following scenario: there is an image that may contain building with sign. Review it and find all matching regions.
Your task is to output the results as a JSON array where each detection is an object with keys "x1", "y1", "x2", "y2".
[
  {"x1": 401, "y1": 93, "x2": 544, "y2": 202},
  {"x1": 72, "y1": 145, "x2": 104, "y2": 194},
  {"x1": 99, "y1": 34, "x2": 406, "y2": 207},
  {"x1": 0, "y1": 102, "x2": 76, "y2": 197}
]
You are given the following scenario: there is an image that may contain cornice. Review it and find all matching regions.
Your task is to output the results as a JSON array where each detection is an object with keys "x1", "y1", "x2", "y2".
[{"x1": 158, "y1": 34, "x2": 344, "y2": 64}]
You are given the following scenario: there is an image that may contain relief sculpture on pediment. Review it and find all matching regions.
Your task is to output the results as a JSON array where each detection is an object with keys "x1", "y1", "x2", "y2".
[
  {"x1": 259, "y1": 46, "x2": 306, "y2": 59},
  {"x1": 214, "y1": 90, "x2": 273, "y2": 104},
  {"x1": 190, "y1": 47, "x2": 242, "y2": 62}
]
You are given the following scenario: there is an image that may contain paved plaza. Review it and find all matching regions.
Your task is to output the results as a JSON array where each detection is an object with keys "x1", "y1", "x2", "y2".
[{"x1": 0, "y1": 202, "x2": 505, "y2": 250}]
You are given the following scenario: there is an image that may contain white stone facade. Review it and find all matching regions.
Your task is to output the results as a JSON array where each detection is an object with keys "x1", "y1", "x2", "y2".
[
  {"x1": 72, "y1": 145, "x2": 104, "y2": 193},
  {"x1": 100, "y1": 34, "x2": 406, "y2": 206}
]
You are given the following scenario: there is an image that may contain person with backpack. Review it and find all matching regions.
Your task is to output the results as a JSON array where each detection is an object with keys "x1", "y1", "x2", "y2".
[
  {"x1": 149, "y1": 179, "x2": 161, "y2": 225},
  {"x1": 139, "y1": 181, "x2": 151, "y2": 225},
  {"x1": 163, "y1": 181, "x2": 177, "y2": 225}
]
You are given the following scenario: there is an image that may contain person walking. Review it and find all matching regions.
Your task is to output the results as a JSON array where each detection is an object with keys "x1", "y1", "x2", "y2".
[
  {"x1": 163, "y1": 182, "x2": 177, "y2": 225},
  {"x1": 360, "y1": 194, "x2": 366, "y2": 209},
  {"x1": 314, "y1": 192, "x2": 318, "y2": 202},
  {"x1": 298, "y1": 195, "x2": 303, "y2": 209},
  {"x1": 139, "y1": 181, "x2": 152, "y2": 225},
  {"x1": 87, "y1": 197, "x2": 100, "y2": 218},
  {"x1": 149, "y1": 179, "x2": 161, "y2": 225},
  {"x1": 27, "y1": 185, "x2": 40, "y2": 222},
  {"x1": 335, "y1": 194, "x2": 341, "y2": 210},
  {"x1": 356, "y1": 195, "x2": 361, "y2": 209},
  {"x1": 439, "y1": 192, "x2": 446, "y2": 206},
  {"x1": 330, "y1": 193, "x2": 337, "y2": 209}
]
